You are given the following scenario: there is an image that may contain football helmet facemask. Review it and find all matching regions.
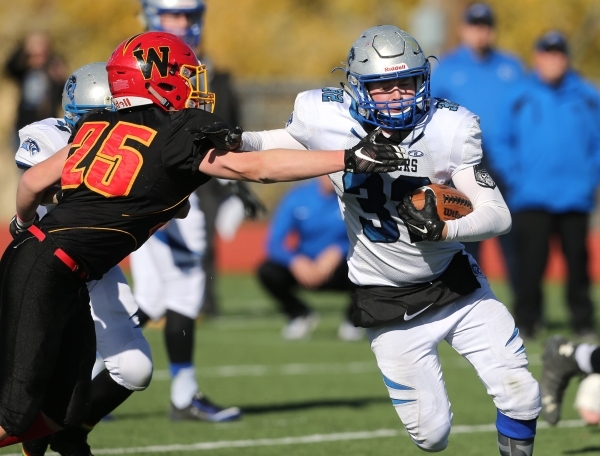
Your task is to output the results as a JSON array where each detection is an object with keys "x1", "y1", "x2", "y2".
[
  {"x1": 62, "y1": 62, "x2": 115, "y2": 127},
  {"x1": 106, "y1": 31, "x2": 215, "y2": 112},
  {"x1": 342, "y1": 25, "x2": 432, "y2": 130},
  {"x1": 140, "y1": 0, "x2": 205, "y2": 48}
]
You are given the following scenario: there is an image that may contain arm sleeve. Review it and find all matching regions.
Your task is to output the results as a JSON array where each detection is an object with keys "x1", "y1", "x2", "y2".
[
  {"x1": 443, "y1": 165, "x2": 512, "y2": 242},
  {"x1": 241, "y1": 129, "x2": 306, "y2": 151},
  {"x1": 266, "y1": 191, "x2": 299, "y2": 266},
  {"x1": 452, "y1": 114, "x2": 483, "y2": 174}
]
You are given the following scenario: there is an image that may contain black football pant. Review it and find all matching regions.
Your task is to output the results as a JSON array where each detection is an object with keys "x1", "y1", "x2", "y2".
[
  {"x1": 0, "y1": 231, "x2": 95, "y2": 436},
  {"x1": 257, "y1": 260, "x2": 354, "y2": 320},
  {"x1": 513, "y1": 210, "x2": 594, "y2": 335}
]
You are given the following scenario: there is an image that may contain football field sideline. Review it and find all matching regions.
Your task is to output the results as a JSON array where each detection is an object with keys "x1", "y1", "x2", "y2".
[{"x1": 2, "y1": 420, "x2": 584, "y2": 455}]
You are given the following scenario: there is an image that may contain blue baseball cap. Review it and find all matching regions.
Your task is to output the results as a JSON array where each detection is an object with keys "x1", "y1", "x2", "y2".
[
  {"x1": 535, "y1": 31, "x2": 569, "y2": 55},
  {"x1": 463, "y1": 3, "x2": 495, "y2": 26}
]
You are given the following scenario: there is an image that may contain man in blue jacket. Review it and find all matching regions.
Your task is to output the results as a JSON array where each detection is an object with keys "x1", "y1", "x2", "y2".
[
  {"x1": 257, "y1": 176, "x2": 360, "y2": 341},
  {"x1": 431, "y1": 3, "x2": 523, "y2": 291},
  {"x1": 495, "y1": 31, "x2": 600, "y2": 339}
]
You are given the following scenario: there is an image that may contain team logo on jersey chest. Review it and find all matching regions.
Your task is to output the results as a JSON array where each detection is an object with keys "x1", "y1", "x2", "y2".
[
  {"x1": 408, "y1": 150, "x2": 424, "y2": 157},
  {"x1": 20, "y1": 138, "x2": 40, "y2": 156}
]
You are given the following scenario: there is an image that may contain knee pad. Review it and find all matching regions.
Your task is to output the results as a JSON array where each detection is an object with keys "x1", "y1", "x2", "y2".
[
  {"x1": 411, "y1": 419, "x2": 450, "y2": 452},
  {"x1": 495, "y1": 367, "x2": 541, "y2": 420},
  {"x1": 392, "y1": 399, "x2": 451, "y2": 452},
  {"x1": 103, "y1": 336, "x2": 153, "y2": 391}
]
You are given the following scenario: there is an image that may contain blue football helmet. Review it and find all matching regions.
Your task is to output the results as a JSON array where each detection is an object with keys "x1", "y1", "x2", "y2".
[
  {"x1": 62, "y1": 62, "x2": 115, "y2": 127},
  {"x1": 343, "y1": 25, "x2": 431, "y2": 130},
  {"x1": 141, "y1": 0, "x2": 205, "y2": 48}
]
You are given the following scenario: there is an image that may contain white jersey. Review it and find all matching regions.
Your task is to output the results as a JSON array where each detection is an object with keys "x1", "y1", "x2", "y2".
[
  {"x1": 15, "y1": 118, "x2": 72, "y2": 169},
  {"x1": 285, "y1": 89, "x2": 482, "y2": 287}
]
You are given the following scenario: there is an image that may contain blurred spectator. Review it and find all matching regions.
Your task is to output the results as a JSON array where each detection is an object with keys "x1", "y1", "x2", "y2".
[
  {"x1": 4, "y1": 31, "x2": 67, "y2": 148},
  {"x1": 495, "y1": 31, "x2": 600, "y2": 339},
  {"x1": 257, "y1": 176, "x2": 362, "y2": 341},
  {"x1": 140, "y1": 0, "x2": 263, "y2": 317},
  {"x1": 430, "y1": 2, "x2": 523, "y2": 293}
]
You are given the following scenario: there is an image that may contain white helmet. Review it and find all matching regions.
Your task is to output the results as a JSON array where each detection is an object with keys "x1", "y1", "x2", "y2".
[
  {"x1": 62, "y1": 62, "x2": 114, "y2": 127},
  {"x1": 343, "y1": 25, "x2": 431, "y2": 130},
  {"x1": 140, "y1": 0, "x2": 205, "y2": 48}
]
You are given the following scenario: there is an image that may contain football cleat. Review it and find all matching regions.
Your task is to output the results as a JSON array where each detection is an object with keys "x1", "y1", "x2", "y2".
[
  {"x1": 540, "y1": 335, "x2": 583, "y2": 425},
  {"x1": 169, "y1": 393, "x2": 242, "y2": 422},
  {"x1": 49, "y1": 428, "x2": 93, "y2": 456},
  {"x1": 281, "y1": 313, "x2": 319, "y2": 340},
  {"x1": 21, "y1": 435, "x2": 51, "y2": 456}
]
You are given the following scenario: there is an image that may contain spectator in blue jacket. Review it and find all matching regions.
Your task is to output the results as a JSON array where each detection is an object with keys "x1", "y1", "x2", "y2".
[
  {"x1": 495, "y1": 31, "x2": 600, "y2": 339},
  {"x1": 430, "y1": 2, "x2": 523, "y2": 292},
  {"x1": 257, "y1": 176, "x2": 360, "y2": 341}
]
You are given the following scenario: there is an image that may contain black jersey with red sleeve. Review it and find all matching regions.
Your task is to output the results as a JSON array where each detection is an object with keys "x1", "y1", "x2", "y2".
[{"x1": 38, "y1": 105, "x2": 221, "y2": 280}]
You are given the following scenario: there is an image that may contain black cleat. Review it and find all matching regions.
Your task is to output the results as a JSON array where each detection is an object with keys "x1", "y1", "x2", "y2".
[
  {"x1": 540, "y1": 335, "x2": 583, "y2": 425},
  {"x1": 22, "y1": 434, "x2": 52, "y2": 456},
  {"x1": 49, "y1": 428, "x2": 93, "y2": 456},
  {"x1": 169, "y1": 393, "x2": 242, "y2": 422}
]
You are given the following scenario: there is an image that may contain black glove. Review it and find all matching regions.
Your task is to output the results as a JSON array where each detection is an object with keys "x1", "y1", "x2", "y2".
[
  {"x1": 228, "y1": 181, "x2": 266, "y2": 219},
  {"x1": 344, "y1": 128, "x2": 405, "y2": 173},
  {"x1": 397, "y1": 189, "x2": 445, "y2": 242},
  {"x1": 9, "y1": 213, "x2": 39, "y2": 239},
  {"x1": 197, "y1": 121, "x2": 243, "y2": 150}
]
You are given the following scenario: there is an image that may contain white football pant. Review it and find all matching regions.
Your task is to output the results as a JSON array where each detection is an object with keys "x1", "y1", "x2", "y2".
[
  {"x1": 131, "y1": 192, "x2": 206, "y2": 321},
  {"x1": 367, "y1": 273, "x2": 541, "y2": 452},
  {"x1": 87, "y1": 265, "x2": 153, "y2": 391}
]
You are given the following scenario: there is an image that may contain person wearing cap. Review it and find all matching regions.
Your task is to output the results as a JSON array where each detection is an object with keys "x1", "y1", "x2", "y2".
[
  {"x1": 431, "y1": 2, "x2": 524, "y2": 296},
  {"x1": 494, "y1": 30, "x2": 600, "y2": 341}
]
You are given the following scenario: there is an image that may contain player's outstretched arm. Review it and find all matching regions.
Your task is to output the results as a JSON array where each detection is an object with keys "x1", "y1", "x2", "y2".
[
  {"x1": 16, "y1": 144, "x2": 69, "y2": 222},
  {"x1": 198, "y1": 129, "x2": 404, "y2": 182},
  {"x1": 200, "y1": 148, "x2": 344, "y2": 183}
]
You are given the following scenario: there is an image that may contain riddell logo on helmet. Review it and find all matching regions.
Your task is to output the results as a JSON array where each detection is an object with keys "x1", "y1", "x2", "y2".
[
  {"x1": 384, "y1": 64, "x2": 408, "y2": 72},
  {"x1": 114, "y1": 98, "x2": 132, "y2": 109}
]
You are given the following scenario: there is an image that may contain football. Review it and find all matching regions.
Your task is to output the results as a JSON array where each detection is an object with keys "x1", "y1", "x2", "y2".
[{"x1": 410, "y1": 183, "x2": 473, "y2": 221}]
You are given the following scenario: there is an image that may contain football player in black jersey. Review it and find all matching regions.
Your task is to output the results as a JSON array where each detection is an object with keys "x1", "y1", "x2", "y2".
[{"x1": 0, "y1": 31, "x2": 403, "y2": 448}]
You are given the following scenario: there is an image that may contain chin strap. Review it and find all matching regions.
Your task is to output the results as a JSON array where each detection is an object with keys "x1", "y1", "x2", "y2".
[{"x1": 146, "y1": 84, "x2": 174, "y2": 110}]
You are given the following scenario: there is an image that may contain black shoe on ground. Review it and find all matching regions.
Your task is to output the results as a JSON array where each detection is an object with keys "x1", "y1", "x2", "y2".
[
  {"x1": 540, "y1": 335, "x2": 583, "y2": 425},
  {"x1": 49, "y1": 428, "x2": 93, "y2": 456},
  {"x1": 169, "y1": 393, "x2": 242, "y2": 422},
  {"x1": 22, "y1": 434, "x2": 51, "y2": 456}
]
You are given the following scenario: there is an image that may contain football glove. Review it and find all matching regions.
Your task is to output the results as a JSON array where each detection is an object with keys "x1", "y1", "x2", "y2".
[
  {"x1": 397, "y1": 189, "x2": 445, "y2": 242},
  {"x1": 228, "y1": 181, "x2": 266, "y2": 219},
  {"x1": 197, "y1": 121, "x2": 243, "y2": 151},
  {"x1": 9, "y1": 213, "x2": 39, "y2": 239},
  {"x1": 344, "y1": 129, "x2": 404, "y2": 173}
]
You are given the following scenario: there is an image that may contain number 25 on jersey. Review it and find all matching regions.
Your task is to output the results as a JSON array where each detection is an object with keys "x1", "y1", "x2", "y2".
[{"x1": 62, "y1": 121, "x2": 156, "y2": 197}]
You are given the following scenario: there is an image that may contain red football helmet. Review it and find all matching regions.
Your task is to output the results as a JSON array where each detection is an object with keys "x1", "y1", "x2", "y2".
[{"x1": 106, "y1": 31, "x2": 215, "y2": 112}]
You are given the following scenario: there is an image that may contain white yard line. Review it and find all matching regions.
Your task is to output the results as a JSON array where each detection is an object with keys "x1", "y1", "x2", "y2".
[
  {"x1": 151, "y1": 355, "x2": 541, "y2": 380},
  {"x1": 1, "y1": 419, "x2": 585, "y2": 455}
]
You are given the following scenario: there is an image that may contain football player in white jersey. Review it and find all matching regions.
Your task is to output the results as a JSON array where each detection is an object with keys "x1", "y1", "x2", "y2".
[
  {"x1": 241, "y1": 26, "x2": 541, "y2": 455},
  {"x1": 133, "y1": 0, "x2": 243, "y2": 423},
  {"x1": 14, "y1": 62, "x2": 153, "y2": 456},
  {"x1": 129, "y1": 185, "x2": 243, "y2": 422}
]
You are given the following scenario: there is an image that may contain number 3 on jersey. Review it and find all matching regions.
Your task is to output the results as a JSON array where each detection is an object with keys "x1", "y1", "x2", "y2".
[
  {"x1": 62, "y1": 121, "x2": 156, "y2": 197},
  {"x1": 343, "y1": 172, "x2": 430, "y2": 243}
]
